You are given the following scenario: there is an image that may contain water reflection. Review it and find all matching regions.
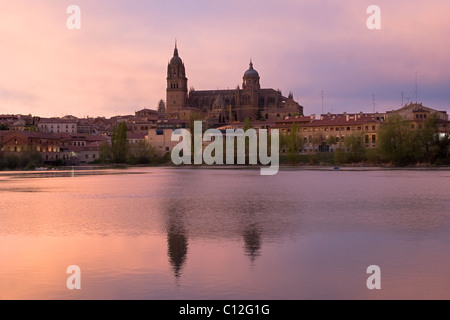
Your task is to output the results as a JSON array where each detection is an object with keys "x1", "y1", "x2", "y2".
[
  {"x1": 1, "y1": 168, "x2": 449, "y2": 299},
  {"x1": 165, "y1": 199, "x2": 189, "y2": 281},
  {"x1": 242, "y1": 223, "x2": 262, "y2": 263}
]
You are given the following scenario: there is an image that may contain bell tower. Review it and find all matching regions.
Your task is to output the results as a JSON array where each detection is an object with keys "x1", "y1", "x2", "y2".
[{"x1": 166, "y1": 42, "x2": 188, "y2": 115}]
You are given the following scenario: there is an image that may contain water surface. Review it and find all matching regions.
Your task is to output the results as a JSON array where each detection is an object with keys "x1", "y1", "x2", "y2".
[{"x1": 0, "y1": 167, "x2": 449, "y2": 299}]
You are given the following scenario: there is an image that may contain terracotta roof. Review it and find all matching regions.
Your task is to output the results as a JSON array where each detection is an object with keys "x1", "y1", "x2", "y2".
[
  {"x1": 2, "y1": 131, "x2": 61, "y2": 139},
  {"x1": 274, "y1": 115, "x2": 380, "y2": 128},
  {"x1": 127, "y1": 133, "x2": 146, "y2": 139}
]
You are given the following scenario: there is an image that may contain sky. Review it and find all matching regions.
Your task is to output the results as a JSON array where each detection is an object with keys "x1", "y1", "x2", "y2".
[{"x1": 0, "y1": 0, "x2": 449, "y2": 118}]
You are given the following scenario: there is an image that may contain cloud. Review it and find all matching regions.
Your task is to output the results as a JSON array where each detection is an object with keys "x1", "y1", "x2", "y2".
[{"x1": 0, "y1": 0, "x2": 449, "y2": 117}]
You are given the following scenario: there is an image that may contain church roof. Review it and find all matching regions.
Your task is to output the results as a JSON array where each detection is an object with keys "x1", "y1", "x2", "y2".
[
  {"x1": 170, "y1": 43, "x2": 183, "y2": 65},
  {"x1": 243, "y1": 60, "x2": 259, "y2": 78}
]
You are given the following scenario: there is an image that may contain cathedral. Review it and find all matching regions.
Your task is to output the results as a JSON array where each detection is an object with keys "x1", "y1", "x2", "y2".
[{"x1": 166, "y1": 44, "x2": 303, "y2": 125}]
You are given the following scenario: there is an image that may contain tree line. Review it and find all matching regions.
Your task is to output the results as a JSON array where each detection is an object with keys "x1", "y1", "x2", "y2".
[
  {"x1": 98, "y1": 122, "x2": 169, "y2": 165},
  {"x1": 0, "y1": 151, "x2": 44, "y2": 170},
  {"x1": 99, "y1": 115, "x2": 449, "y2": 167},
  {"x1": 280, "y1": 113, "x2": 449, "y2": 166}
]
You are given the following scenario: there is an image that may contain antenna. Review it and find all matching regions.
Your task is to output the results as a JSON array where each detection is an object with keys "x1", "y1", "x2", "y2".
[
  {"x1": 321, "y1": 90, "x2": 324, "y2": 115},
  {"x1": 372, "y1": 95, "x2": 375, "y2": 113},
  {"x1": 415, "y1": 71, "x2": 418, "y2": 104},
  {"x1": 401, "y1": 91, "x2": 404, "y2": 106}
]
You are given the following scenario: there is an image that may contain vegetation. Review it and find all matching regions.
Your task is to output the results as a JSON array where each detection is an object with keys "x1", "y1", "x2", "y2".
[
  {"x1": 98, "y1": 122, "x2": 169, "y2": 165},
  {"x1": 279, "y1": 113, "x2": 449, "y2": 166},
  {"x1": 377, "y1": 114, "x2": 449, "y2": 165},
  {"x1": 280, "y1": 123, "x2": 304, "y2": 164},
  {"x1": 0, "y1": 151, "x2": 44, "y2": 170}
]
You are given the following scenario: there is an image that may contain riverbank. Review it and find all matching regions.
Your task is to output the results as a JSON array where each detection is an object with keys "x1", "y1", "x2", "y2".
[{"x1": 1, "y1": 160, "x2": 449, "y2": 172}]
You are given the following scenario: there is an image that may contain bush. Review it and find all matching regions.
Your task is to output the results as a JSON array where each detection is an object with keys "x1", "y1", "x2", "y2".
[
  {"x1": 0, "y1": 152, "x2": 43, "y2": 170},
  {"x1": 6, "y1": 155, "x2": 20, "y2": 169}
]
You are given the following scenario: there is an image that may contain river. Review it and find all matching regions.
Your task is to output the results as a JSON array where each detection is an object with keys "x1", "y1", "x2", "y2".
[{"x1": 0, "y1": 167, "x2": 449, "y2": 299}]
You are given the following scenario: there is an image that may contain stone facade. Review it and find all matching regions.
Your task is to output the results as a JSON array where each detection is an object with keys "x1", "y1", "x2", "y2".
[{"x1": 165, "y1": 45, "x2": 303, "y2": 125}]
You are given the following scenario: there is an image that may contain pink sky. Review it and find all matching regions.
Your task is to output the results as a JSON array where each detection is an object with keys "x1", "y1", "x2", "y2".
[{"x1": 0, "y1": 0, "x2": 449, "y2": 118}]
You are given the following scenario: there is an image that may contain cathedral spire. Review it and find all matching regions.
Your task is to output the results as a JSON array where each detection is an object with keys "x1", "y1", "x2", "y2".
[
  {"x1": 174, "y1": 39, "x2": 179, "y2": 57},
  {"x1": 249, "y1": 59, "x2": 253, "y2": 70}
]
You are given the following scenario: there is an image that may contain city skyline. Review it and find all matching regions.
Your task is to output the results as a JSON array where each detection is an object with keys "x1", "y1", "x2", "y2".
[{"x1": 1, "y1": 1, "x2": 449, "y2": 118}]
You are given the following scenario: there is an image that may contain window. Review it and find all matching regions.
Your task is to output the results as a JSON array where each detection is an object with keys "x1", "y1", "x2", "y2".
[
  {"x1": 365, "y1": 135, "x2": 369, "y2": 143},
  {"x1": 372, "y1": 135, "x2": 376, "y2": 143},
  {"x1": 372, "y1": 126, "x2": 376, "y2": 130},
  {"x1": 347, "y1": 127, "x2": 351, "y2": 131}
]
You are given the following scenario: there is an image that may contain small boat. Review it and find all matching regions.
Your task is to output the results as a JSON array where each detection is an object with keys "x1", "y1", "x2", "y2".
[{"x1": 333, "y1": 166, "x2": 340, "y2": 170}]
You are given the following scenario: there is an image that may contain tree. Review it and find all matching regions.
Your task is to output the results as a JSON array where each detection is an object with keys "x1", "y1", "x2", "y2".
[
  {"x1": 417, "y1": 113, "x2": 448, "y2": 164},
  {"x1": 377, "y1": 115, "x2": 421, "y2": 165},
  {"x1": 311, "y1": 134, "x2": 324, "y2": 152},
  {"x1": 128, "y1": 141, "x2": 159, "y2": 164},
  {"x1": 326, "y1": 135, "x2": 337, "y2": 147},
  {"x1": 243, "y1": 117, "x2": 253, "y2": 131},
  {"x1": 343, "y1": 133, "x2": 365, "y2": 163},
  {"x1": 99, "y1": 142, "x2": 113, "y2": 163},
  {"x1": 111, "y1": 122, "x2": 128, "y2": 163},
  {"x1": 285, "y1": 123, "x2": 303, "y2": 164}
]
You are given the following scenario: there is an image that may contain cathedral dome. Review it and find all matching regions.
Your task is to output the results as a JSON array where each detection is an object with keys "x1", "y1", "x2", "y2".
[
  {"x1": 243, "y1": 60, "x2": 259, "y2": 78},
  {"x1": 170, "y1": 44, "x2": 183, "y2": 65}
]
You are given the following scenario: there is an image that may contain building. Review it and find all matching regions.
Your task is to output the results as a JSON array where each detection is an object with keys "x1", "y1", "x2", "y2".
[
  {"x1": 274, "y1": 113, "x2": 382, "y2": 153},
  {"x1": 135, "y1": 108, "x2": 163, "y2": 120},
  {"x1": 386, "y1": 103, "x2": 448, "y2": 121},
  {"x1": 0, "y1": 131, "x2": 62, "y2": 162},
  {"x1": 127, "y1": 133, "x2": 147, "y2": 145},
  {"x1": 146, "y1": 129, "x2": 178, "y2": 155},
  {"x1": 38, "y1": 118, "x2": 78, "y2": 134},
  {"x1": 165, "y1": 44, "x2": 303, "y2": 125},
  {"x1": 157, "y1": 119, "x2": 186, "y2": 130},
  {"x1": 386, "y1": 103, "x2": 449, "y2": 134}
]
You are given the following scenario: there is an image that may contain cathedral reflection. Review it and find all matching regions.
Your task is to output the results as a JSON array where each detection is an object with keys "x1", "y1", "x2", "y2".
[
  {"x1": 242, "y1": 222, "x2": 262, "y2": 264},
  {"x1": 165, "y1": 200, "x2": 188, "y2": 280},
  {"x1": 238, "y1": 201, "x2": 265, "y2": 264}
]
